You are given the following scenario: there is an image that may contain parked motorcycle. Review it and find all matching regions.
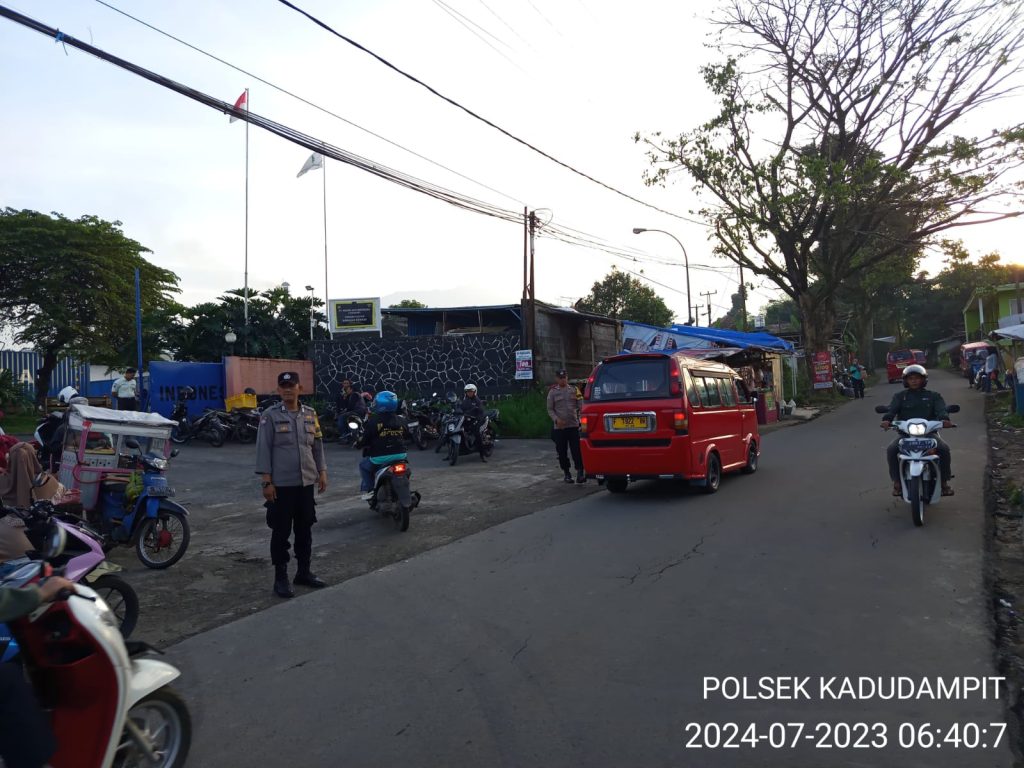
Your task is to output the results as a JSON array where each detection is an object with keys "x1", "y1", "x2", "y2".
[
  {"x1": 2, "y1": 521, "x2": 192, "y2": 768},
  {"x1": 168, "y1": 388, "x2": 227, "y2": 446},
  {"x1": 402, "y1": 398, "x2": 429, "y2": 450},
  {"x1": 876, "y1": 403, "x2": 959, "y2": 526},
  {"x1": 215, "y1": 407, "x2": 260, "y2": 443},
  {"x1": 92, "y1": 438, "x2": 191, "y2": 569},
  {"x1": 366, "y1": 459, "x2": 421, "y2": 532},
  {"x1": 0, "y1": 498, "x2": 140, "y2": 661}
]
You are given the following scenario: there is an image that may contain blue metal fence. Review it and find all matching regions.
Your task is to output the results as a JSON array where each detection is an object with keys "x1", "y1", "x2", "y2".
[{"x1": 0, "y1": 350, "x2": 89, "y2": 398}]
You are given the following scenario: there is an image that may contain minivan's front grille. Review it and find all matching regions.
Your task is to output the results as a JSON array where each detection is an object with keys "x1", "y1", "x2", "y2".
[{"x1": 589, "y1": 439, "x2": 672, "y2": 448}]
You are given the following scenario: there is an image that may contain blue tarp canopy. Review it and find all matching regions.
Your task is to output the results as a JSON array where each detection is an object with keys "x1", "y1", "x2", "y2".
[{"x1": 668, "y1": 325, "x2": 795, "y2": 351}]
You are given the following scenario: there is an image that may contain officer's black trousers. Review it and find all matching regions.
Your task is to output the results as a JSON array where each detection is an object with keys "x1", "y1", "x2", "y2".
[
  {"x1": 267, "y1": 484, "x2": 317, "y2": 568},
  {"x1": 553, "y1": 427, "x2": 583, "y2": 473}
]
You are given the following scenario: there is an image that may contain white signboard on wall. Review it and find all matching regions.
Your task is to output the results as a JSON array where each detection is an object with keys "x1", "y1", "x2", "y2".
[{"x1": 515, "y1": 349, "x2": 534, "y2": 380}]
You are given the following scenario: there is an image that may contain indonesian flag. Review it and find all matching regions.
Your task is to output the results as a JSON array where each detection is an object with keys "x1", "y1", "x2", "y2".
[
  {"x1": 297, "y1": 152, "x2": 324, "y2": 178},
  {"x1": 229, "y1": 90, "x2": 247, "y2": 123}
]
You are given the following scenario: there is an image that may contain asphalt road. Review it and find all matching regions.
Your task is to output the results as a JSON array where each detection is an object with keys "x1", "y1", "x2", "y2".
[{"x1": 172, "y1": 369, "x2": 1009, "y2": 767}]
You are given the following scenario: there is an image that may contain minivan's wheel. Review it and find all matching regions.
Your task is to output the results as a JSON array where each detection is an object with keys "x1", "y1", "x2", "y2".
[
  {"x1": 909, "y1": 475, "x2": 925, "y2": 527},
  {"x1": 118, "y1": 687, "x2": 192, "y2": 768},
  {"x1": 606, "y1": 477, "x2": 628, "y2": 494},
  {"x1": 703, "y1": 453, "x2": 722, "y2": 494},
  {"x1": 448, "y1": 441, "x2": 459, "y2": 466},
  {"x1": 91, "y1": 574, "x2": 140, "y2": 638},
  {"x1": 741, "y1": 443, "x2": 758, "y2": 474}
]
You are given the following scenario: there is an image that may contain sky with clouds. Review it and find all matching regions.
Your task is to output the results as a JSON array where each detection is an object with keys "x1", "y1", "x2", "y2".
[{"x1": 2, "y1": 0, "x2": 1022, "y2": 334}]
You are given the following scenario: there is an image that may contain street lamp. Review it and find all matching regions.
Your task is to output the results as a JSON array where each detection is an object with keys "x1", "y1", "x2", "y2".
[
  {"x1": 305, "y1": 285, "x2": 315, "y2": 341},
  {"x1": 632, "y1": 228, "x2": 694, "y2": 325},
  {"x1": 224, "y1": 330, "x2": 237, "y2": 356}
]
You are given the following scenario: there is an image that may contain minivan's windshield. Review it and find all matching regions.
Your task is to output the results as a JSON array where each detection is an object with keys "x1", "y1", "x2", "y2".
[{"x1": 590, "y1": 359, "x2": 671, "y2": 401}]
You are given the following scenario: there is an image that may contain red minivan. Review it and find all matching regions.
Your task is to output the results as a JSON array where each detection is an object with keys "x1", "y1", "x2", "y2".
[{"x1": 580, "y1": 352, "x2": 760, "y2": 494}]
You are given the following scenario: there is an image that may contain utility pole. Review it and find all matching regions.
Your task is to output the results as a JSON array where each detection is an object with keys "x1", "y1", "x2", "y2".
[
  {"x1": 701, "y1": 290, "x2": 717, "y2": 327},
  {"x1": 691, "y1": 304, "x2": 702, "y2": 327},
  {"x1": 528, "y1": 210, "x2": 537, "y2": 354}
]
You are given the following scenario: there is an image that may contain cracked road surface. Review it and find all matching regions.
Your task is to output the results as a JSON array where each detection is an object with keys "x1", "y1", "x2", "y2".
[{"x1": 172, "y1": 369, "x2": 1008, "y2": 767}]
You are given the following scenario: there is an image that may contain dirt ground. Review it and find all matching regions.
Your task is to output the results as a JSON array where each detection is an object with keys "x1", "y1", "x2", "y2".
[
  {"x1": 104, "y1": 438, "x2": 603, "y2": 648},
  {"x1": 985, "y1": 389, "x2": 1024, "y2": 752}
]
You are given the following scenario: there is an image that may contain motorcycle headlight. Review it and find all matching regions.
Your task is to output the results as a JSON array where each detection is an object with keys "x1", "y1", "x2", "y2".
[
  {"x1": 447, "y1": 423, "x2": 456, "y2": 432},
  {"x1": 908, "y1": 423, "x2": 927, "y2": 436},
  {"x1": 148, "y1": 457, "x2": 168, "y2": 471},
  {"x1": 347, "y1": 421, "x2": 360, "y2": 429}
]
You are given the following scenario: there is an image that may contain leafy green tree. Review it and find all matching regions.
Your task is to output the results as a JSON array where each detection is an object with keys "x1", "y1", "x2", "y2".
[
  {"x1": 0, "y1": 209, "x2": 180, "y2": 404},
  {"x1": 389, "y1": 299, "x2": 428, "y2": 308},
  {"x1": 713, "y1": 286, "x2": 752, "y2": 331},
  {"x1": 637, "y1": 0, "x2": 1024, "y2": 376},
  {"x1": 165, "y1": 287, "x2": 327, "y2": 362},
  {"x1": 576, "y1": 267, "x2": 674, "y2": 327}
]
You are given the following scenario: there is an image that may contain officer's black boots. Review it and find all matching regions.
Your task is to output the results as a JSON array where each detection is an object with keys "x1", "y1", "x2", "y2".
[
  {"x1": 294, "y1": 563, "x2": 326, "y2": 589},
  {"x1": 273, "y1": 565, "x2": 295, "y2": 598}
]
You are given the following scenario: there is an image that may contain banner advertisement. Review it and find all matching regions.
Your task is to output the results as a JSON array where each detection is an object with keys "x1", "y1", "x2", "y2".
[
  {"x1": 812, "y1": 351, "x2": 834, "y2": 390},
  {"x1": 329, "y1": 298, "x2": 382, "y2": 334},
  {"x1": 515, "y1": 349, "x2": 534, "y2": 380},
  {"x1": 621, "y1": 322, "x2": 711, "y2": 354}
]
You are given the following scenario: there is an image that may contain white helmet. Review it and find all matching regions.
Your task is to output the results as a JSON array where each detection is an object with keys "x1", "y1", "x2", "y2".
[
  {"x1": 464, "y1": 384, "x2": 478, "y2": 393},
  {"x1": 57, "y1": 386, "x2": 79, "y2": 405}
]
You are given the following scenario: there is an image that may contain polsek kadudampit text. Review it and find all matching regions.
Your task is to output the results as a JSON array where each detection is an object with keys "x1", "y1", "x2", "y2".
[{"x1": 703, "y1": 677, "x2": 1006, "y2": 701}]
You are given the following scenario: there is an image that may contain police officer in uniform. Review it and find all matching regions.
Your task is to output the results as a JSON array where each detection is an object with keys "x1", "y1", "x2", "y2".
[{"x1": 255, "y1": 371, "x2": 328, "y2": 598}]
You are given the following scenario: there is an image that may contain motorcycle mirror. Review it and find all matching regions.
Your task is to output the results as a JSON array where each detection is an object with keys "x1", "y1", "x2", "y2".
[
  {"x1": 125, "y1": 437, "x2": 141, "y2": 450},
  {"x1": 874, "y1": 405, "x2": 889, "y2": 414},
  {"x1": 947, "y1": 404, "x2": 960, "y2": 414},
  {"x1": 170, "y1": 449, "x2": 180, "y2": 458}
]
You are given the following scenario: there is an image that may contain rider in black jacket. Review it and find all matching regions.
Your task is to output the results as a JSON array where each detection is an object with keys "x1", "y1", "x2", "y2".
[
  {"x1": 354, "y1": 391, "x2": 407, "y2": 500},
  {"x1": 460, "y1": 384, "x2": 489, "y2": 461}
]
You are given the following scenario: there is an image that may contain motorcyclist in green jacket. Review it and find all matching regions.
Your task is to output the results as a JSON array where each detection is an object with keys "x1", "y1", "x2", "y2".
[{"x1": 881, "y1": 364, "x2": 954, "y2": 497}]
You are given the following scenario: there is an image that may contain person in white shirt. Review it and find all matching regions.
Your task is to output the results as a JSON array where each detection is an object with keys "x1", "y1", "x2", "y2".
[{"x1": 111, "y1": 368, "x2": 139, "y2": 410}]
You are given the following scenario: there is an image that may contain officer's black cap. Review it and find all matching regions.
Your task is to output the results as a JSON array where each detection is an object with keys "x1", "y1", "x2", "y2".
[{"x1": 278, "y1": 371, "x2": 300, "y2": 386}]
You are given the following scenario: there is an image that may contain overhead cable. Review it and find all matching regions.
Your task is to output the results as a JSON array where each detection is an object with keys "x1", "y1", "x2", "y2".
[
  {"x1": 274, "y1": 0, "x2": 708, "y2": 226},
  {"x1": 91, "y1": 0, "x2": 525, "y2": 208}
]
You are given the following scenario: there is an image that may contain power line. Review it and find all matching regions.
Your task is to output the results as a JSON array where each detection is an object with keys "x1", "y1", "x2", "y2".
[
  {"x1": 475, "y1": 0, "x2": 537, "y2": 52},
  {"x1": 274, "y1": 0, "x2": 707, "y2": 226},
  {"x1": 0, "y1": 5, "x2": 524, "y2": 224},
  {"x1": 91, "y1": 0, "x2": 525, "y2": 208},
  {"x1": 430, "y1": 0, "x2": 525, "y2": 73}
]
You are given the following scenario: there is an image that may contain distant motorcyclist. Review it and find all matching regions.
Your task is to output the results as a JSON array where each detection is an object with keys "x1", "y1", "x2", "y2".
[
  {"x1": 355, "y1": 391, "x2": 408, "y2": 501},
  {"x1": 881, "y1": 364, "x2": 954, "y2": 497},
  {"x1": 460, "y1": 384, "x2": 489, "y2": 461},
  {"x1": 336, "y1": 379, "x2": 367, "y2": 440}
]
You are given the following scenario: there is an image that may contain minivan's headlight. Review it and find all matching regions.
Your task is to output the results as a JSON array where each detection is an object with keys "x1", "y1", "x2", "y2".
[{"x1": 908, "y1": 423, "x2": 927, "y2": 436}]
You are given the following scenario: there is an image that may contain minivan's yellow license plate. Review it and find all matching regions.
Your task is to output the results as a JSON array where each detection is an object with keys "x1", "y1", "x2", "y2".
[{"x1": 610, "y1": 416, "x2": 650, "y2": 431}]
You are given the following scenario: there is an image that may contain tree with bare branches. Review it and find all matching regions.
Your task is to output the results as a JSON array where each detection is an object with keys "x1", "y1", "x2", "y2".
[{"x1": 637, "y1": 0, "x2": 1024, "y2": 365}]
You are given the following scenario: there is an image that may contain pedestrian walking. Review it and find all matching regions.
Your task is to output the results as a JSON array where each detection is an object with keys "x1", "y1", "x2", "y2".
[
  {"x1": 110, "y1": 368, "x2": 139, "y2": 411},
  {"x1": 547, "y1": 369, "x2": 585, "y2": 484},
  {"x1": 848, "y1": 357, "x2": 866, "y2": 399},
  {"x1": 255, "y1": 371, "x2": 328, "y2": 598}
]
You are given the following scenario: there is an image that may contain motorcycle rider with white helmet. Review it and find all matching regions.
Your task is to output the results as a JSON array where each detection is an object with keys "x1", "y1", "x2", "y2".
[{"x1": 880, "y1": 364, "x2": 954, "y2": 497}]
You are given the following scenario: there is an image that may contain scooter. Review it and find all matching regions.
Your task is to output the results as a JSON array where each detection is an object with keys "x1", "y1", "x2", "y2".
[
  {"x1": 2, "y1": 523, "x2": 191, "y2": 768},
  {"x1": 92, "y1": 438, "x2": 191, "y2": 569},
  {"x1": 168, "y1": 388, "x2": 227, "y2": 447},
  {"x1": 0, "y1": 498, "x2": 140, "y2": 661},
  {"x1": 366, "y1": 459, "x2": 421, "y2": 532},
  {"x1": 876, "y1": 403, "x2": 959, "y2": 526}
]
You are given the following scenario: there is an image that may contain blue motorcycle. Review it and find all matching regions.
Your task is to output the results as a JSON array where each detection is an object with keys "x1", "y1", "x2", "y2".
[{"x1": 90, "y1": 438, "x2": 191, "y2": 569}]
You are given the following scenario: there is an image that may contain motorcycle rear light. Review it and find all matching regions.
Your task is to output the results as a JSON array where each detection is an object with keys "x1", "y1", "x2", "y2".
[{"x1": 392, "y1": 463, "x2": 408, "y2": 475}]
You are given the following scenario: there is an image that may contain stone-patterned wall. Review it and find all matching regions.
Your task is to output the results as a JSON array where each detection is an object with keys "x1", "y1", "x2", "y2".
[{"x1": 312, "y1": 334, "x2": 522, "y2": 401}]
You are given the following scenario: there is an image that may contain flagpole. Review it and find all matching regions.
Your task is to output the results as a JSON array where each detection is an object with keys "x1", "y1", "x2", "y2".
[
  {"x1": 243, "y1": 87, "x2": 250, "y2": 354},
  {"x1": 322, "y1": 155, "x2": 328, "y2": 337}
]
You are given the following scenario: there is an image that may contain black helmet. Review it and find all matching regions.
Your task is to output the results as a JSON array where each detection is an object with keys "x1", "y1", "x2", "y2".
[
  {"x1": 243, "y1": 387, "x2": 256, "y2": 395},
  {"x1": 902, "y1": 364, "x2": 928, "y2": 388}
]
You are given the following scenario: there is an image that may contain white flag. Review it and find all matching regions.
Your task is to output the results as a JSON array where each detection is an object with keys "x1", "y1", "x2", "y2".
[{"x1": 297, "y1": 152, "x2": 324, "y2": 178}]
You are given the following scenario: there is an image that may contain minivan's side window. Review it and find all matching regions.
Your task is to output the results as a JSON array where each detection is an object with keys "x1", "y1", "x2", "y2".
[
  {"x1": 699, "y1": 376, "x2": 722, "y2": 407},
  {"x1": 685, "y1": 372, "x2": 701, "y2": 409},
  {"x1": 693, "y1": 377, "x2": 712, "y2": 407},
  {"x1": 717, "y1": 377, "x2": 736, "y2": 406}
]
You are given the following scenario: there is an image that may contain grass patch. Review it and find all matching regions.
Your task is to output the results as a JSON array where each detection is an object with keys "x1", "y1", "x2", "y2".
[
  {"x1": 494, "y1": 388, "x2": 552, "y2": 438},
  {"x1": 0, "y1": 413, "x2": 39, "y2": 435}
]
